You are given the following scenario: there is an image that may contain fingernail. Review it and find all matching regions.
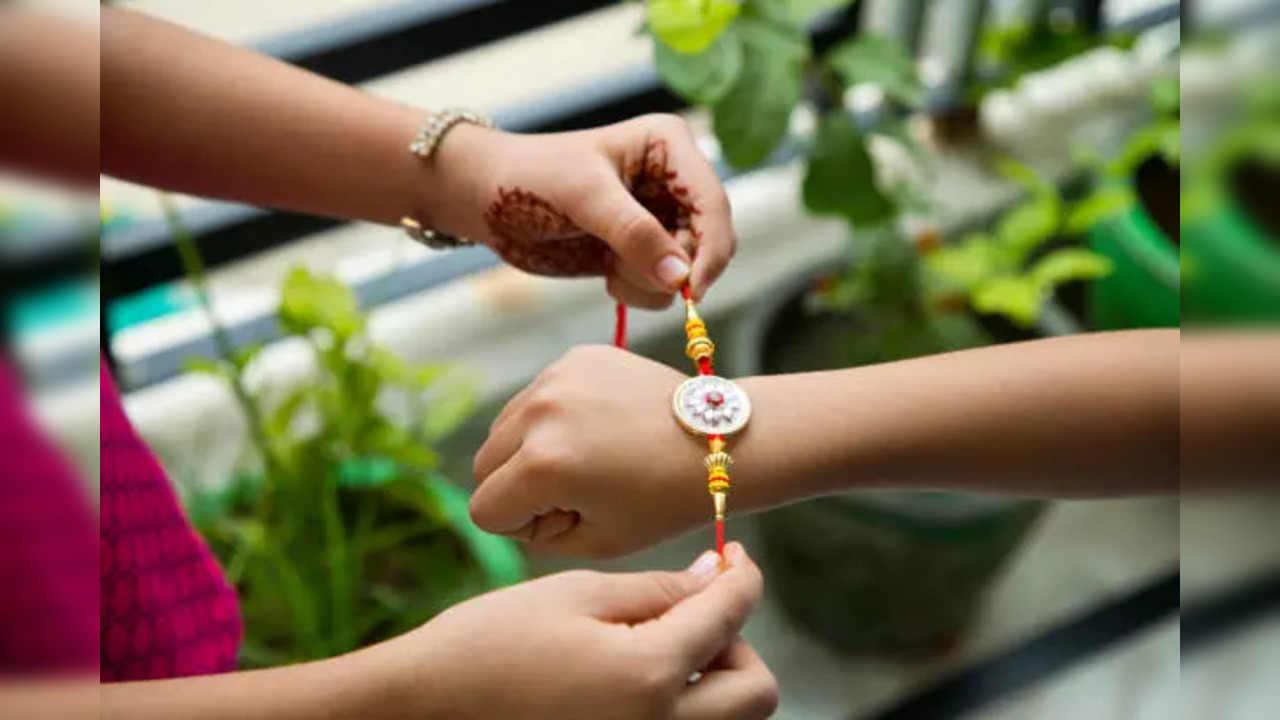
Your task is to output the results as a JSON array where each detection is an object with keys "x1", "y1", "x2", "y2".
[
  {"x1": 688, "y1": 551, "x2": 721, "y2": 581},
  {"x1": 655, "y1": 255, "x2": 690, "y2": 288}
]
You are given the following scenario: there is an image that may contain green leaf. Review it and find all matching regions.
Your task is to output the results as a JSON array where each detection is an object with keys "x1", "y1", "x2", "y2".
[
  {"x1": 1029, "y1": 248, "x2": 1114, "y2": 287},
  {"x1": 647, "y1": 0, "x2": 741, "y2": 54},
  {"x1": 1065, "y1": 187, "x2": 1132, "y2": 235},
  {"x1": 925, "y1": 234, "x2": 999, "y2": 291},
  {"x1": 992, "y1": 158, "x2": 1044, "y2": 191},
  {"x1": 1150, "y1": 76, "x2": 1180, "y2": 117},
  {"x1": 996, "y1": 191, "x2": 1061, "y2": 260},
  {"x1": 826, "y1": 33, "x2": 925, "y2": 107},
  {"x1": 972, "y1": 276, "x2": 1045, "y2": 327},
  {"x1": 427, "y1": 474, "x2": 526, "y2": 587},
  {"x1": 280, "y1": 267, "x2": 363, "y2": 340},
  {"x1": 802, "y1": 111, "x2": 895, "y2": 227},
  {"x1": 654, "y1": 25, "x2": 744, "y2": 104},
  {"x1": 711, "y1": 18, "x2": 807, "y2": 169}
]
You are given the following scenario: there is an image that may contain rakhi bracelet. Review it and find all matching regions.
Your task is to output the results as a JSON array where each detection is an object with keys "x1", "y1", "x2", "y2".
[
  {"x1": 615, "y1": 289, "x2": 751, "y2": 558},
  {"x1": 400, "y1": 108, "x2": 494, "y2": 250}
]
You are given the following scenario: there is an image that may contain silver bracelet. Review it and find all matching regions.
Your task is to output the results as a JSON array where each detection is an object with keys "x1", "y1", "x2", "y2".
[{"x1": 400, "y1": 108, "x2": 495, "y2": 250}]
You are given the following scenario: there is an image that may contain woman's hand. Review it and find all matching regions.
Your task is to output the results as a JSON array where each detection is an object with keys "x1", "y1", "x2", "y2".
[
  {"x1": 425, "y1": 114, "x2": 735, "y2": 307},
  {"x1": 470, "y1": 345, "x2": 718, "y2": 558},
  {"x1": 372, "y1": 543, "x2": 777, "y2": 720}
]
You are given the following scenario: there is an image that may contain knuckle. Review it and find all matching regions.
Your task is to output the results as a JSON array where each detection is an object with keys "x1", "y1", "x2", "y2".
[
  {"x1": 747, "y1": 673, "x2": 781, "y2": 718},
  {"x1": 522, "y1": 441, "x2": 573, "y2": 476}
]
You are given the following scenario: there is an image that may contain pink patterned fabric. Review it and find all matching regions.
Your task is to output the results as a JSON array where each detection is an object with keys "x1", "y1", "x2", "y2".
[
  {"x1": 98, "y1": 360, "x2": 242, "y2": 681},
  {"x1": 0, "y1": 357, "x2": 241, "y2": 680}
]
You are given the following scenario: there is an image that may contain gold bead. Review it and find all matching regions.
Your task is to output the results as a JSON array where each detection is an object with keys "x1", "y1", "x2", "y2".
[
  {"x1": 704, "y1": 452, "x2": 733, "y2": 472},
  {"x1": 685, "y1": 317, "x2": 707, "y2": 338},
  {"x1": 707, "y1": 466, "x2": 730, "y2": 484},
  {"x1": 708, "y1": 478, "x2": 730, "y2": 495},
  {"x1": 686, "y1": 336, "x2": 715, "y2": 361},
  {"x1": 712, "y1": 490, "x2": 727, "y2": 520},
  {"x1": 708, "y1": 437, "x2": 727, "y2": 453}
]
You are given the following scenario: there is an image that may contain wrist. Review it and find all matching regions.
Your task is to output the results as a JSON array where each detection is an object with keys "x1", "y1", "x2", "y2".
[
  {"x1": 410, "y1": 117, "x2": 500, "y2": 241},
  {"x1": 731, "y1": 373, "x2": 866, "y2": 513},
  {"x1": 327, "y1": 630, "x2": 446, "y2": 720}
]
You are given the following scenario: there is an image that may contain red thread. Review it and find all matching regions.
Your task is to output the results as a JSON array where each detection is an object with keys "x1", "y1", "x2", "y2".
[
  {"x1": 715, "y1": 517, "x2": 725, "y2": 557},
  {"x1": 614, "y1": 302, "x2": 627, "y2": 349},
  {"x1": 697, "y1": 357, "x2": 713, "y2": 376}
]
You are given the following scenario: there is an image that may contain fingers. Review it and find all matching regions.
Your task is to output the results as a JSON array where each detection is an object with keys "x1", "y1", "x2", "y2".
[
  {"x1": 675, "y1": 641, "x2": 779, "y2": 720},
  {"x1": 469, "y1": 454, "x2": 543, "y2": 536},
  {"x1": 658, "y1": 130, "x2": 736, "y2": 302},
  {"x1": 578, "y1": 551, "x2": 722, "y2": 623},
  {"x1": 642, "y1": 543, "x2": 764, "y2": 675},
  {"x1": 564, "y1": 174, "x2": 691, "y2": 293}
]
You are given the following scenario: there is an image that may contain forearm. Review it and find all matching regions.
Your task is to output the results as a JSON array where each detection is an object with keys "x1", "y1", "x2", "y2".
[
  {"x1": 735, "y1": 329, "x2": 1180, "y2": 507},
  {"x1": 100, "y1": 8, "x2": 440, "y2": 226},
  {"x1": 1180, "y1": 331, "x2": 1280, "y2": 491},
  {"x1": 0, "y1": 9, "x2": 99, "y2": 187},
  {"x1": 100, "y1": 646, "x2": 425, "y2": 720},
  {"x1": 0, "y1": 680, "x2": 97, "y2": 719}
]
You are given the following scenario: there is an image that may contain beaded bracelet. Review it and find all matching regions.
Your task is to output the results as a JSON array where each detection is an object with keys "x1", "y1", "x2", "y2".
[
  {"x1": 400, "y1": 108, "x2": 494, "y2": 250},
  {"x1": 615, "y1": 290, "x2": 750, "y2": 558}
]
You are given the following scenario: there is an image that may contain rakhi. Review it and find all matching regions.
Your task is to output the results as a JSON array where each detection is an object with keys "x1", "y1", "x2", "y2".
[{"x1": 614, "y1": 290, "x2": 750, "y2": 558}]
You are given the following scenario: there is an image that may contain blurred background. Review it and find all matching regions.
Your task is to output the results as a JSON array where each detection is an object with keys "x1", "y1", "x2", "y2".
[{"x1": 4, "y1": 0, "x2": 1280, "y2": 717}]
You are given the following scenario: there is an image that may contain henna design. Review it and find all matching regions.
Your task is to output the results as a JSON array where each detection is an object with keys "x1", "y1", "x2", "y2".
[
  {"x1": 623, "y1": 139, "x2": 698, "y2": 233},
  {"x1": 483, "y1": 189, "x2": 611, "y2": 277},
  {"x1": 482, "y1": 139, "x2": 700, "y2": 278}
]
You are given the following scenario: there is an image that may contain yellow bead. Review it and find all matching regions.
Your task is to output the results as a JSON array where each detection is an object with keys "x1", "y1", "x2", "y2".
[
  {"x1": 708, "y1": 437, "x2": 727, "y2": 453},
  {"x1": 686, "y1": 336, "x2": 715, "y2": 361},
  {"x1": 708, "y1": 478, "x2": 731, "y2": 495},
  {"x1": 707, "y1": 466, "x2": 730, "y2": 484}
]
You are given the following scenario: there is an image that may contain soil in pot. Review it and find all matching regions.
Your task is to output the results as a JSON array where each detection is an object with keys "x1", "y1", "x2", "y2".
[{"x1": 757, "y1": 291, "x2": 1046, "y2": 659}]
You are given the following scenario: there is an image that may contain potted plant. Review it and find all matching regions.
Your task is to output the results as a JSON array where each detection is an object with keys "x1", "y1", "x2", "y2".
[
  {"x1": 645, "y1": 0, "x2": 1112, "y2": 657},
  {"x1": 166, "y1": 201, "x2": 523, "y2": 667}
]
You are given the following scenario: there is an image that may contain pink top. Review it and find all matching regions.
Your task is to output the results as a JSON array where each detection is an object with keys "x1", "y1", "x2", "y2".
[{"x1": 0, "y1": 359, "x2": 242, "y2": 681}]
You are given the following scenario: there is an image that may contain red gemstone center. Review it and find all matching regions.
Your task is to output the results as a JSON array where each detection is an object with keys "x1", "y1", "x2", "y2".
[{"x1": 705, "y1": 391, "x2": 725, "y2": 407}]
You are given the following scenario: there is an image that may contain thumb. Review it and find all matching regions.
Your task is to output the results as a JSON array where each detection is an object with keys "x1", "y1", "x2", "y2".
[
  {"x1": 564, "y1": 179, "x2": 691, "y2": 291},
  {"x1": 640, "y1": 543, "x2": 763, "y2": 675},
  {"x1": 581, "y1": 551, "x2": 723, "y2": 624}
]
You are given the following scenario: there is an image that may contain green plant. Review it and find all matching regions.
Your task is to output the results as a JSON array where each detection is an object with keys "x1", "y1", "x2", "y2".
[
  {"x1": 649, "y1": 0, "x2": 968, "y2": 361},
  {"x1": 926, "y1": 160, "x2": 1117, "y2": 327},
  {"x1": 165, "y1": 199, "x2": 523, "y2": 667}
]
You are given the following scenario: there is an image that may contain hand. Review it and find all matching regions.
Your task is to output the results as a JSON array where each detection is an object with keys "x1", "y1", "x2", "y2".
[
  {"x1": 425, "y1": 114, "x2": 735, "y2": 307},
  {"x1": 371, "y1": 544, "x2": 777, "y2": 720},
  {"x1": 471, "y1": 345, "x2": 715, "y2": 559}
]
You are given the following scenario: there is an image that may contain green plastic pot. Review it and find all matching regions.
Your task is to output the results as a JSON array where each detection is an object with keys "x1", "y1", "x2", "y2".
[{"x1": 1087, "y1": 178, "x2": 1180, "y2": 330}]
